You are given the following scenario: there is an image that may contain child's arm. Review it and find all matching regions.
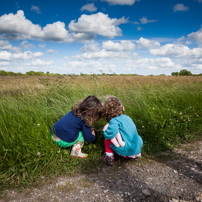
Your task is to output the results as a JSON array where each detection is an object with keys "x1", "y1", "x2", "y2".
[
  {"x1": 103, "y1": 122, "x2": 125, "y2": 147},
  {"x1": 82, "y1": 124, "x2": 96, "y2": 142}
]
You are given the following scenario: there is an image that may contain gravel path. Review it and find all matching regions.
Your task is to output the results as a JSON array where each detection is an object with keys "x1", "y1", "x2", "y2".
[{"x1": 1, "y1": 140, "x2": 202, "y2": 202}]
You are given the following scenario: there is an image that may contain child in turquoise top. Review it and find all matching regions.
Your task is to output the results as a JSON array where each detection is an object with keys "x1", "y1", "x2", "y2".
[{"x1": 101, "y1": 96, "x2": 143, "y2": 165}]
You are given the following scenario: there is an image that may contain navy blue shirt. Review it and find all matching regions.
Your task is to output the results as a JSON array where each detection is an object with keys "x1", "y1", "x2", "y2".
[{"x1": 50, "y1": 111, "x2": 95, "y2": 143}]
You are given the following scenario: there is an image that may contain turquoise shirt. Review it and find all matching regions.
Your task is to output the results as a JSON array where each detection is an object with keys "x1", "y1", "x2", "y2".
[{"x1": 104, "y1": 114, "x2": 143, "y2": 156}]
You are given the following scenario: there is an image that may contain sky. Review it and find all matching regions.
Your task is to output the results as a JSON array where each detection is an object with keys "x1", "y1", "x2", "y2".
[{"x1": 0, "y1": 0, "x2": 202, "y2": 75}]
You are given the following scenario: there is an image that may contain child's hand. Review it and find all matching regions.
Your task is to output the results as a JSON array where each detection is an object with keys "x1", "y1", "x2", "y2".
[
  {"x1": 92, "y1": 130, "x2": 95, "y2": 136},
  {"x1": 91, "y1": 127, "x2": 96, "y2": 136}
]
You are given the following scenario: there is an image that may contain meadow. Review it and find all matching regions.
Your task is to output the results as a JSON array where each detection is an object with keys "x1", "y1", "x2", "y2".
[{"x1": 0, "y1": 75, "x2": 202, "y2": 189}]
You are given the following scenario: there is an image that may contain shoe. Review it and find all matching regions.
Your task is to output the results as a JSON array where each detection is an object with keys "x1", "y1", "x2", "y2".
[
  {"x1": 101, "y1": 154, "x2": 114, "y2": 166},
  {"x1": 70, "y1": 144, "x2": 88, "y2": 158}
]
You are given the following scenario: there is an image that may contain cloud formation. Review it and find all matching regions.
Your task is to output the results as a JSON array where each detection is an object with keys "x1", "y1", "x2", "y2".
[
  {"x1": 173, "y1": 4, "x2": 189, "y2": 12},
  {"x1": 101, "y1": 0, "x2": 138, "y2": 6},
  {"x1": 0, "y1": 10, "x2": 73, "y2": 42},
  {"x1": 80, "y1": 3, "x2": 97, "y2": 12},
  {"x1": 31, "y1": 5, "x2": 41, "y2": 14},
  {"x1": 188, "y1": 27, "x2": 202, "y2": 47},
  {"x1": 69, "y1": 12, "x2": 128, "y2": 38},
  {"x1": 102, "y1": 40, "x2": 135, "y2": 51},
  {"x1": 136, "y1": 37, "x2": 160, "y2": 49},
  {"x1": 140, "y1": 17, "x2": 157, "y2": 24},
  {"x1": 150, "y1": 44, "x2": 202, "y2": 58},
  {"x1": 0, "y1": 10, "x2": 127, "y2": 42},
  {"x1": 0, "y1": 50, "x2": 43, "y2": 61}
]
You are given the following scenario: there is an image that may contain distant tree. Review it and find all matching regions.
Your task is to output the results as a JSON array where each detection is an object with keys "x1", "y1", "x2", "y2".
[
  {"x1": 26, "y1": 71, "x2": 46, "y2": 76},
  {"x1": 26, "y1": 71, "x2": 36, "y2": 76},
  {"x1": 0, "y1": 70, "x2": 7, "y2": 76},
  {"x1": 171, "y1": 72, "x2": 179, "y2": 76},
  {"x1": 179, "y1": 69, "x2": 192, "y2": 76}
]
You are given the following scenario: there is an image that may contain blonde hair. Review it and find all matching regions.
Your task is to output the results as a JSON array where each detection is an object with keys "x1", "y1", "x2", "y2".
[{"x1": 102, "y1": 96, "x2": 124, "y2": 122}]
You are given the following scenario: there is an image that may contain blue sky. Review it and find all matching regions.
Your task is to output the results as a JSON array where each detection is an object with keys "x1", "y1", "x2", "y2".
[{"x1": 0, "y1": 0, "x2": 202, "y2": 75}]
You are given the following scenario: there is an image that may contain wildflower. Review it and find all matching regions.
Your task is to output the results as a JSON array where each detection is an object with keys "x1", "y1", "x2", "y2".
[
  {"x1": 174, "y1": 111, "x2": 176, "y2": 113},
  {"x1": 179, "y1": 112, "x2": 182, "y2": 115},
  {"x1": 180, "y1": 116, "x2": 183, "y2": 119},
  {"x1": 37, "y1": 124, "x2": 40, "y2": 127},
  {"x1": 170, "y1": 122, "x2": 173, "y2": 125},
  {"x1": 190, "y1": 115, "x2": 192, "y2": 117},
  {"x1": 153, "y1": 108, "x2": 155, "y2": 110},
  {"x1": 142, "y1": 126, "x2": 144, "y2": 128},
  {"x1": 37, "y1": 152, "x2": 41, "y2": 156},
  {"x1": 57, "y1": 150, "x2": 60, "y2": 153}
]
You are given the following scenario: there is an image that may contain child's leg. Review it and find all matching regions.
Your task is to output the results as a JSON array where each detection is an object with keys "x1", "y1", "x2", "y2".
[
  {"x1": 105, "y1": 139, "x2": 114, "y2": 155},
  {"x1": 102, "y1": 139, "x2": 114, "y2": 166},
  {"x1": 116, "y1": 132, "x2": 125, "y2": 147},
  {"x1": 110, "y1": 136, "x2": 120, "y2": 147}
]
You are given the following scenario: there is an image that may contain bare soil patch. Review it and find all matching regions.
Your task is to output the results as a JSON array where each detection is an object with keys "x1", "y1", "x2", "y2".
[{"x1": 1, "y1": 139, "x2": 202, "y2": 202}]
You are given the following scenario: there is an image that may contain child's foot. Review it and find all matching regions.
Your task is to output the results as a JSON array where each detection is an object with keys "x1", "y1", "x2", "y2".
[
  {"x1": 70, "y1": 144, "x2": 88, "y2": 158},
  {"x1": 101, "y1": 154, "x2": 114, "y2": 166}
]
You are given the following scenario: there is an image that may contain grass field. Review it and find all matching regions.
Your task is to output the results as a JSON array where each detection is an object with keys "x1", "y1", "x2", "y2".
[{"x1": 0, "y1": 75, "x2": 202, "y2": 189}]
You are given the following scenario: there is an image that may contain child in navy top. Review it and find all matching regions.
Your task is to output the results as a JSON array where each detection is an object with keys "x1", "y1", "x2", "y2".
[{"x1": 50, "y1": 95, "x2": 102, "y2": 158}]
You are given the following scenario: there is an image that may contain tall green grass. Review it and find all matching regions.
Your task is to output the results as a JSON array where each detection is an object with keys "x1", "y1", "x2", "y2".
[{"x1": 0, "y1": 75, "x2": 202, "y2": 189}]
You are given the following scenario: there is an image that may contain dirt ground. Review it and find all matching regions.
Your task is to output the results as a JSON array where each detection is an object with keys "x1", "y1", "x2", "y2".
[{"x1": 1, "y1": 139, "x2": 202, "y2": 202}]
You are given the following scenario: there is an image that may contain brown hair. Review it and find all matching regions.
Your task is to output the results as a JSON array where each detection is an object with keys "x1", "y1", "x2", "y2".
[
  {"x1": 72, "y1": 95, "x2": 102, "y2": 127},
  {"x1": 102, "y1": 96, "x2": 124, "y2": 122}
]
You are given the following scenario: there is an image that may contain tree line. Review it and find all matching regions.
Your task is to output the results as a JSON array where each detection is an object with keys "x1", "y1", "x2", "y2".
[{"x1": 0, "y1": 69, "x2": 201, "y2": 76}]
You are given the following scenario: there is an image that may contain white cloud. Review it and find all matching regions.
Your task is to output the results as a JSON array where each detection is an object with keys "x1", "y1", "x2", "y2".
[
  {"x1": 136, "y1": 37, "x2": 160, "y2": 49},
  {"x1": 24, "y1": 59, "x2": 54, "y2": 66},
  {"x1": 0, "y1": 61, "x2": 10, "y2": 66},
  {"x1": 39, "y1": 44, "x2": 46, "y2": 48},
  {"x1": 41, "y1": 21, "x2": 73, "y2": 42},
  {"x1": 101, "y1": 0, "x2": 138, "y2": 6},
  {"x1": 102, "y1": 40, "x2": 135, "y2": 51},
  {"x1": 173, "y1": 4, "x2": 189, "y2": 12},
  {"x1": 0, "y1": 10, "x2": 73, "y2": 42},
  {"x1": 80, "y1": 3, "x2": 97, "y2": 12},
  {"x1": 0, "y1": 40, "x2": 13, "y2": 50},
  {"x1": 140, "y1": 17, "x2": 157, "y2": 24},
  {"x1": 20, "y1": 41, "x2": 34, "y2": 49},
  {"x1": 0, "y1": 50, "x2": 43, "y2": 61},
  {"x1": 72, "y1": 49, "x2": 131, "y2": 60},
  {"x1": 126, "y1": 57, "x2": 181, "y2": 71},
  {"x1": 68, "y1": 12, "x2": 128, "y2": 39},
  {"x1": 150, "y1": 44, "x2": 202, "y2": 58},
  {"x1": 31, "y1": 5, "x2": 41, "y2": 14},
  {"x1": 66, "y1": 60, "x2": 116, "y2": 74},
  {"x1": 80, "y1": 42, "x2": 100, "y2": 52},
  {"x1": 47, "y1": 49, "x2": 58, "y2": 54},
  {"x1": 0, "y1": 51, "x2": 12, "y2": 60},
  {"x1": 188, "y1": 27, "x2": 202, "y2": 47}
]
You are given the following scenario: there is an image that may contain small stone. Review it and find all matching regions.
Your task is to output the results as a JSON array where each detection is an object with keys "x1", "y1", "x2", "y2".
[{"x1": 142, "y1": 189, "x2": 151, "y2": 196}]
